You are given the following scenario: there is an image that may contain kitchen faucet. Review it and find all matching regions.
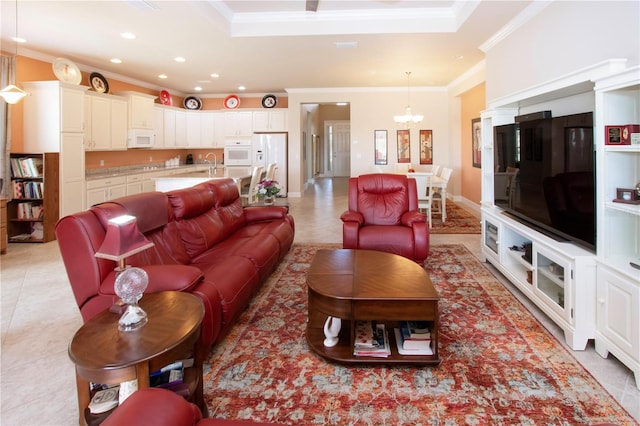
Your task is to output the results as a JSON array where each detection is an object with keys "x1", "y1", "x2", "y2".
[{"x1": 204, "y1": 152, "x2": 218, "y2": 177}]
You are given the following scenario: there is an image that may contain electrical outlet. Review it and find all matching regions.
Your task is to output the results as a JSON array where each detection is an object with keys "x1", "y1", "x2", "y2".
[
  {"x1": 99, "y1": 160, "x2": 104, "y2": 166},
  {"x1": 149, "y1": 156, "x2": 153, "y2": 162},
  {"x1": 198, "y1": 154, "x2": 202, "y2": 159}
]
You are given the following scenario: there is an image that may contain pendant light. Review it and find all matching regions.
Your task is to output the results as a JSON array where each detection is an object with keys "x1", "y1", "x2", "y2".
[
  {"x1": 0, "y1": 0, "x2": 29, "y2": 104},
  {"x1": 393, "y1": 71, "x2": 423, "y2": 127}
]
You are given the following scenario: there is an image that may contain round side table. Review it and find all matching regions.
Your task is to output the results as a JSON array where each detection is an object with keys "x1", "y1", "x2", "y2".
[{"x1": 69, "y1": 291, "x2": 205, "y2": 426}]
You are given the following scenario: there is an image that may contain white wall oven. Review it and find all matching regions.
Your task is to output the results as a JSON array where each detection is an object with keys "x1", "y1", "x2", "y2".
[{"x1": 224, "y1": 141, "x2": 252, "y2": 166}]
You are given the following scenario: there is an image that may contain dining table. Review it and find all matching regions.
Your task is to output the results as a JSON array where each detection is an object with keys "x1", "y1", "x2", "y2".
[{"x1": 402, "y1": 171, "x2": 448, "y2": 222}]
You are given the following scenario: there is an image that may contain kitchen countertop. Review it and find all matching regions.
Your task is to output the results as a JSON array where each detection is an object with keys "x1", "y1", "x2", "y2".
[{"x1": 85, "y1": 164, "x2": 222, "y2": 180}]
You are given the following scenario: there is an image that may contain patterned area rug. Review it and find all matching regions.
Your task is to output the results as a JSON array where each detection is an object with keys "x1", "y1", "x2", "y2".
[
  {"x1": 430, "y1": 202, "x2": 481, "y2": 234},
  {"x1": 203, "y1": 244, "x2": 635, "y2": 425}
]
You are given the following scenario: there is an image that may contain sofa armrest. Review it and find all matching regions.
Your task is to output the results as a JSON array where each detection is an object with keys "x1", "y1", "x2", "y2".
[
  {"x1": 401, "y1": 211, "x2": 425, "y2": 227},
  {"x1": 99, "y1": 265, "x2": 204, "y2": 296},
  {"x1": 340, "y1": 210, "x2": 364, "y2": 226},
  {"x1": 243, "y1": 206, "x2": 288, "y2": 222}
]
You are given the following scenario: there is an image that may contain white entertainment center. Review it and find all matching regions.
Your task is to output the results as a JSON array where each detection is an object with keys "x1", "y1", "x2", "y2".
[{"x1": 480, "y1": 60, "x2": 640, "y2": 389}]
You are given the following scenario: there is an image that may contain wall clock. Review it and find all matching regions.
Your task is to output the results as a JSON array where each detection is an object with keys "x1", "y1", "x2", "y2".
[
  {"x1": 224, "y1": 95, "x2": 240, "y2": 109},
  {"x1": 261, "y1": 94, "x2": 277, "y2": 108}
]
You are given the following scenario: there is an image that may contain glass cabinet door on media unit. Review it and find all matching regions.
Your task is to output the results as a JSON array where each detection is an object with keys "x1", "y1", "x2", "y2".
[{"x1": 535, "y1": 249, "x2": 569, "y2": 319}]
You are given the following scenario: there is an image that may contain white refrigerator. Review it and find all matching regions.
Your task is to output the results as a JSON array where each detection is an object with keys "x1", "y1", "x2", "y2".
[{"x1": 252, "y1": 132, "x2": 288, "y2": 196}]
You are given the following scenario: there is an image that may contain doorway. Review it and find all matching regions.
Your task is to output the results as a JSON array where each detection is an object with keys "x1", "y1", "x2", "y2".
[{"x1": 326, "y1": 120, "x2": 350, "y2": 177}]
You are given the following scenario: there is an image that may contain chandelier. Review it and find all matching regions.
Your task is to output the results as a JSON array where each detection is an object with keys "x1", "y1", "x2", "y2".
[
  {"x1": 393, "y1": 71, "x2": 423, "y2": 127},
  {"x1": 0, "y1": 0, "x2": 29, "y2": 104}
]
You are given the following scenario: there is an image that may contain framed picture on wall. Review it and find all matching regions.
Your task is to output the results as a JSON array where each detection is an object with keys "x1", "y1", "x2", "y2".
[
  {"x1": 374, "y1": 130, "x2": 388, "y2": 165},
  {"x1": 397, "y1": 129, "x2": 410, "y2": 163},
  {"x1": 419, "y1": 130, "x2": 433, "y2": 165},
  {"x1": 472, "y1": 118, "x2": 481, "y2": 168}
]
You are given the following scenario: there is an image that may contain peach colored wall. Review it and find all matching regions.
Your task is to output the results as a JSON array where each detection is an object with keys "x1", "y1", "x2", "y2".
[
  {"x1": 460, "y1": 83, "x2": 485, "y2": 204},
  {"x1": 10, "y1": 54, "x2": 286, "y2": 159}
]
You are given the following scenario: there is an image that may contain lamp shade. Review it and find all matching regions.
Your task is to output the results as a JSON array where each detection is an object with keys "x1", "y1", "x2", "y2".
[
  {"x1": 95, "y1": 215, "x2": 154, "y2": 261},
  {"x1": 0, "y1": 84, "x2": 28, "y2": 104}
]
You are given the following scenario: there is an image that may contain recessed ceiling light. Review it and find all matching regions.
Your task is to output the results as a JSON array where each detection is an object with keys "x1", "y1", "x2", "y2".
[
  {"x1": 197, "y1": 80, "x2": 211, "y2": 84},
  {"x1": 210, "y1": 73, "x2": 220, "y2": 78},
  {"x1": 194, "y1": 87, "x2": 203, "y2": 91},
  {"x1": 110, "y1": 58, "x2": 122, "y2": 64},
  {"x1": 334, "y1": 41, "x2": 358, "y2": 49},
  {"x1": 120, "y1": 32, "x2": 136, "y2": 40},
  {"x1": 11, "y1": 36, "x2": 26, "y2": 43},
  {"x1": 238, "y1": 86, "x2": 246, "y2": 91},
  {"x1": 158, "y1": 74, "x2": 168, "y2": 79},
  {"x1": 174, "y1": 57, "x2": 186, "y2": 63}
]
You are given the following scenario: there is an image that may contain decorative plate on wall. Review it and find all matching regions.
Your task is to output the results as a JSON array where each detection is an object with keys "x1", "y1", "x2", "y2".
[
  {"x1": 89, "y1": 72, "x2": 109, "y2": 93},
  {"x1": 52, "y1": 58, "x2": 82, "y2": 85},
  {"x1": 261, "y1": 94, "x2": 277, "y2": 108},
  {"x1": 184, "y1": 95, "x2": 202, "y2": 110},
  {"x1": 159, "y1": 90, "x2": 173, "y2": 106},
  {"x1": 223, "y1": 94, "x2": 240, "y2": 109}
]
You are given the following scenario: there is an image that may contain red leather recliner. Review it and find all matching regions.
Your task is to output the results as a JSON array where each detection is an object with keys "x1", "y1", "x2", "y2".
[{"x1": 340, "y1": 173, "x2": 429, "y2": 262}]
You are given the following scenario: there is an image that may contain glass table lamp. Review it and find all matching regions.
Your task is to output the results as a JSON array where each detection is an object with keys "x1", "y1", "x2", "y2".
[{"x1": 95, "y1": 215, "x2": 154, "y2": 331}]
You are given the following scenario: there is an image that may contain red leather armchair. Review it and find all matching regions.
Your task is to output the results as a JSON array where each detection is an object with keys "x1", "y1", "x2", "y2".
[{"x1": 340, "y1": 173, "x2": 429, "y2": 262}]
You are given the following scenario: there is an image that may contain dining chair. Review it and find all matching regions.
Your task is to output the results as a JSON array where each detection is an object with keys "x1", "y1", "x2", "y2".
[
  {"x1": 265, "y1": 162, "x2": 278, "y2": 181},
  {"x1": 432, "y1": 167, "x2": 452, "y2": 220},
  {"x1": 431, "y1": 165, "x2": 441, "y2": 177},
  {"x1": 407, "y1": 172, "x2": 433, "y2": 228},
  {"x1": 240, "y1": 165, "x2": 264, "y2": 205}
]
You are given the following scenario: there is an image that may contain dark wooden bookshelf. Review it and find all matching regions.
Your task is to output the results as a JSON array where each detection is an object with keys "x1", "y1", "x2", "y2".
[{"x1": 7, "y1": 152, "x2": 59, "y2": 243}]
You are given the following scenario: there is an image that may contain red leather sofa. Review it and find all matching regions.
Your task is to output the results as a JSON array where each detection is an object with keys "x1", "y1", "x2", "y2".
[
  {"x1": 55, "y1": 178, "x2": 295, "y2": 349},
  {"x1": 102, "y1": 388, "x2": 275, "y2": 425},
  {"x1": 340, "y1": 173, "x2": 429, "y2": 262}
]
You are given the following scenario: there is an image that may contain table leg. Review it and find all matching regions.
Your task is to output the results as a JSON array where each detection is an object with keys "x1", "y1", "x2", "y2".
[
  {"x1": 75, "y1": 371, "x2": 90, "y2": 426},
  {"x1": 441, "y1": 189, "x2": 447, "y2": 222}
]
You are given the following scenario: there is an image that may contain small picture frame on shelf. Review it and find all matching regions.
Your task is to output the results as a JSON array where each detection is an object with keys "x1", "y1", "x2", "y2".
[
  {"x1": 613, "y1": 187, "x2": 640, "y2": 205},
  {"x1": 605, "y1": 125, "x2": 624, "y2": 145}
]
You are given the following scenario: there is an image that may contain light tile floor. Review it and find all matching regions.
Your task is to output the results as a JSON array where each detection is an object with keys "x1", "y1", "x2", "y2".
[{"x1": 1, "y1": 177, "x2": 638, "y2": 425}]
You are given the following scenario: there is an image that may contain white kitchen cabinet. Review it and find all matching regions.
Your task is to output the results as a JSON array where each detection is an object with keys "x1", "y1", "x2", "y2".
[
  {"x1": 482, "y1": 207, "x2": 597, "y2": 350},
  {"x1": 224, "y1": 111, "x2": 253, "y2": 138},
  {"x1": 175, "y1": 110, "x2": 187, "y2": 148},
  {"x1": 116, "y1": 91, "x2": 156, "y2": 129},
  {"x1": 84, "y1": 93, "x2": 128, "y2": 151},
  {"x1": 163, "y1": 108, "x2": 177, "y2": 148},
  {"x1": 126, "y1": 174, "x2": 144, "y2": 195},
  {"x1": 593, "y1": 66, "x2": 640, "y2": 389},
  {"x1": 22, "y1": 81, "x2": 88, "y2": 217},
  {"x1": 201, "y1": 112, "x2": 215, "y2": 147},
  {"x1": 253, "y1": 110, "x2": 287, "y2": 132},
  {"x1": 186, "y1": 113, "x2": 202, "y2": 147},
  {"x1": 154, "y1": 107, "x2": 165, "y2": 148},
  {"x1": 86, "y1": 176, "x2": 126, "y2": 206}
]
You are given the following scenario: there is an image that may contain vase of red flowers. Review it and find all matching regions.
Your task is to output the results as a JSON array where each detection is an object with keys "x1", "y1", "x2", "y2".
[{"x1": 256, "y1": 179, "x2": 280, "y2": 205}]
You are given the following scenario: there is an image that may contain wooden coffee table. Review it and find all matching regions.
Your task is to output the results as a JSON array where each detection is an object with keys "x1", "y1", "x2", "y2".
[
  {"x1": 68, "y1": 291, "x2": 205, "y2": 426},
  {"x1": 306, "y1": 249, "x2": 440, "y2": 365}
]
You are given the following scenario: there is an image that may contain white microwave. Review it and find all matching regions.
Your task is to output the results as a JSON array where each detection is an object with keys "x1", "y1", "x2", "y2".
[
  {"x1": 127, "y1": 129, "x2": 156, "y2": 148},
  {"x1": 224, "y1": 140, "x2": 252, "y2": 166}
]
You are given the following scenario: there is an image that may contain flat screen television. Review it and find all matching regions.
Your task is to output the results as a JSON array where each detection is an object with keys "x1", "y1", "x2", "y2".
[{"x1": 493, "y1": 111, "x2": 595, "y2": 252}]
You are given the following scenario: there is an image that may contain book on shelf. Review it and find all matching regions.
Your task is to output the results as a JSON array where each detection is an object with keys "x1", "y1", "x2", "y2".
[
  {"x1": 399, "y1": 321, "x2": 431, "y2": 340},
  {"x1": 149, "y1": 359, "x2": 191, "y2": 389},
  {"x1": 10, "y1": 157, "x2": 42, "y2": 178},
  {"x1": 88, "y1": 386, "x2": 119, "y2": 414},
  {"x1": 353, "y1": 322, "x2": 390, "y2": 357},
  {"x1": 394, "y1": 328, "x2": 433, "y2": 355}
]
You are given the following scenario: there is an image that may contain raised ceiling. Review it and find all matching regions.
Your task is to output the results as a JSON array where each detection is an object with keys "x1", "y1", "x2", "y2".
[{"x1": 0, "y1": 0, "x2": 535, "y2": 96}]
